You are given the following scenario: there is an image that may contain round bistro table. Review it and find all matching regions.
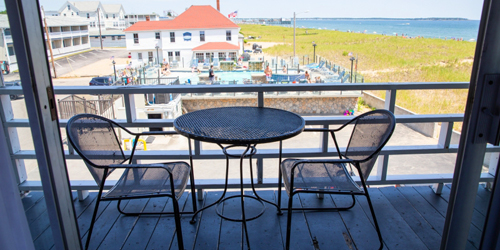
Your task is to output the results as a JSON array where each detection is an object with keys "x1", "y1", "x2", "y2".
[{"x1": 174, "y1": 106, "x2": 305, "y2": 249}]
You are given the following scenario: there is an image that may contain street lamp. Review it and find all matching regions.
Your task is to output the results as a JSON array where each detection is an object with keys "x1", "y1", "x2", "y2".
[
  {"x1": 350, "y1": 56, "x2": 355, "y2": 83},
  {"x1": 312, "y1": 41, "x2": 317, "y2": 63},
  {"x1": 293, "y1": 10, "x2": 309, "y2": 58},
  {"x1": 155, "y1": 44, "x2": 159, "y2": 65},
  {"x1": 112, "y1": 59, "x2": 117, "y2": 82}
]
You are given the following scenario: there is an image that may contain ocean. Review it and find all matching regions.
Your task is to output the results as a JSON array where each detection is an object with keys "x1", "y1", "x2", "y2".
[{"x1": 288, "y1": 19, "x2": 480, "y2": 41}]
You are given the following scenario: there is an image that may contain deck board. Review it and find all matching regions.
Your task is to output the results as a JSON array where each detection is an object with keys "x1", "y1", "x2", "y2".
[
  {"x1": 379, "y1": 187, "x2": 442, "y2": 250},
  {"x1": 356, "y1": 188, "x2": 428, "y2": 249},
  {"x1": 23, "y1": 185, "x2": 490, "y2": 250}
]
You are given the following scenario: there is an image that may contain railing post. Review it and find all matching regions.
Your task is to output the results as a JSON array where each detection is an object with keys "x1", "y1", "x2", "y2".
[
  {"x1": 384, "y1": 89, "x2": 396, "y2": 113},
  {"x1": 438, "y1": 122, "x2": 454, "y2": 149},
  {"x1": 486, "y1": 152, "x2": 499, "y2": 190},
  {"x1": 257, "y1": 157, "x2": 263, "y2": 184},
  {"x1": 376, "y1": 155, "x2": 389, "y2": 181},
  {"x1": 123, "y1": 93, "x2": 136, "y2": 123},
  {"x1": 321, "y1": 124, "x2": 328, "y2": 154},
  {"x1": 258, "y1": 92, "x2": 263, "y2": 107}
]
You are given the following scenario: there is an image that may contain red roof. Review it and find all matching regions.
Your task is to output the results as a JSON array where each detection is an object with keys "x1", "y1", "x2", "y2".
[
  {"x1": 192, "y1": 42, "x2": 240, "y2": 51},
  {"x1": 124, "y1": 5, "x2": 239, "y2": 32}
]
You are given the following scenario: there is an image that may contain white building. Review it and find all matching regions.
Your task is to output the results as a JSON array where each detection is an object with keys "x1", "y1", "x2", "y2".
[
  {"x1": 0, "y1": 14, "x2": 91, "y2": 73},
  {"x1": 56, "y1": 1, "x2": 126, "y2": 30},
  {"x1": 124, "y1": 5, "x2": 242, "y2": 67},
  {"x1": 45, "y1": 16, "x2": 91, "y2": 56},
  {"x1": 125, "y1": 13, "x2": 160, "y2": 27}
]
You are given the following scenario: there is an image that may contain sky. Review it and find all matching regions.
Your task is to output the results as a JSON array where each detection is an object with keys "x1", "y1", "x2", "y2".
[{"x1": 0, "y1": 0, "x2": 484, "y2": 20}]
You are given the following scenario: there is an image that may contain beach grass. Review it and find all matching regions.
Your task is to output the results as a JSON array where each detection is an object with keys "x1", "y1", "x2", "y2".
[{"x1": 240, "y1": 24, "x2": 475, "y2": 131}]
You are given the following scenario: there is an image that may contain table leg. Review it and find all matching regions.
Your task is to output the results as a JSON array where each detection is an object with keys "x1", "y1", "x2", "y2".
[
  {"x1": 240, "y1": 145, "x2": 251, "y2": 250},
  {"x1": 189, "y1": 146, "x2": 231, "y2": 224}
]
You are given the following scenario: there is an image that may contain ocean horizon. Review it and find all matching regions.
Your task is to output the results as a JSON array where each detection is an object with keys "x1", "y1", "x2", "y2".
[{"x1": 240, "y1": 18, "x2": 480, "y2": 41}]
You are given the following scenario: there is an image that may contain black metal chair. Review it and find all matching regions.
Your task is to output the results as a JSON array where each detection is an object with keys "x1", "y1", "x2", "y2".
[
  {"x1": 280, "y1": 109, "x2": 396, "y2": 250},
  {"x1": 66, "y1": 114, "x2": 197, "y2": 250}
]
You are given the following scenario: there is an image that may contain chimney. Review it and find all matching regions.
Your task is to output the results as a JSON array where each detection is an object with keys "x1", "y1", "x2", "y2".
[{"x1": 217, "y1": 0, "x2": 220, "y2": 11}]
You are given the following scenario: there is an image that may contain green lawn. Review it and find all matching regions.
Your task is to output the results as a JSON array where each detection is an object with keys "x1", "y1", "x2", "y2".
[{"x1": 240, "y1": 24, "x2": 475, "y2": 130}]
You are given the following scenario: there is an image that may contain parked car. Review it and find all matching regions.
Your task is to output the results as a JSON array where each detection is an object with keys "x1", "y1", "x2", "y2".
[
  {"x1": 4, "y1": 80, "x2": 23, "y2": 100},
  {"x1": 89, "y1": 76, "x2": 113, "y2": 86}
]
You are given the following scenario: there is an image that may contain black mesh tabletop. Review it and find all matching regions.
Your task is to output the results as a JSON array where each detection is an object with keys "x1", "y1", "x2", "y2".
[{"x1": 174, "y1": 107, "x2": 305, "y2": 144}]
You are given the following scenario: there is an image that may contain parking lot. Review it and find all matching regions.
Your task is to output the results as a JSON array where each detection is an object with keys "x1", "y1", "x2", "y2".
[{"x1": 4, "y1": 48, "x2": 129, "y2": 82}]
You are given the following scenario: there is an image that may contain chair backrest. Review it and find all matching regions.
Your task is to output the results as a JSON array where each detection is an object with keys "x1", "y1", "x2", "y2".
[
  {"x1": 66, "y1": 114, "x2": 128, "y2": 186},
  {"x1": 344, "y1": 110, "x2": 395, "y2": 181}
]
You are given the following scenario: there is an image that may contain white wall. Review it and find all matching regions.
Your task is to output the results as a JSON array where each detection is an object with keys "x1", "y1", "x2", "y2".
[{"x1": 126, "y1": 27, "x2": 240, "y2": 67}]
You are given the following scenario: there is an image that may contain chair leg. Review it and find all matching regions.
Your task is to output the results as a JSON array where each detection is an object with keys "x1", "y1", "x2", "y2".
[
  {"x1": 85, "y1": 196, "x2": 102, "y2": 250},
  {"x1": 335, "y1": 194, "x2": 356, "y2": 210},
  {"x1": 172, "y1": 198, "x2": 185, "y2": 250},
  {"x1": 364, "y1": 193, "x2": 384, "y2": 250},
  {"x1": 285, "y1": 193, "x2": 294, "y2": 250}
]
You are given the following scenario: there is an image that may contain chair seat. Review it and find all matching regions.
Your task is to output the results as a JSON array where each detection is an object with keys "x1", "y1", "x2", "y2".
[
  {"x1": 281, "y1": 159, "x2": 363, "y2": 195},
  {"x1": 104, "y1": 162, "x2": 190, "y2": 200}
]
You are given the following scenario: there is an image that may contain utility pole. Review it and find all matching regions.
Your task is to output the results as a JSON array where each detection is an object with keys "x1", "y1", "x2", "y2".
[
  {"x1": 97, "y1": 7, "x2": 103, "y2": 50},
  {"x1": 41, "y1": 6, "x2": 57, "y2": 78}
]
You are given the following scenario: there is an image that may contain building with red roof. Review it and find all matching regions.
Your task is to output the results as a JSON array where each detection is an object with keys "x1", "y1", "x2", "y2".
[{"x1": 124, "y1": 5, "x2": 241, "y2": 67}]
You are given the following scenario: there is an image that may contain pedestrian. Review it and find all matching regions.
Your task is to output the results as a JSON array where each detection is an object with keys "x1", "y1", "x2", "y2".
[{"x1": 209, "y1": 65, "x2": 215, "y2": 84}]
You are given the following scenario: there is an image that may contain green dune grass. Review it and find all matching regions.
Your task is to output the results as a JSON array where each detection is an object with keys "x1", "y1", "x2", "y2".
[{"x1": 240, "y1": 24, "x2": 475, "y2": 130}]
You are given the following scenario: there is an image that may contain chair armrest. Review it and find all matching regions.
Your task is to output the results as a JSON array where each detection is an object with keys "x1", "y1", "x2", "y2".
[
  {"x1": 109, "y1": 163, "x2": 174, "y2": 175},
  {"x1": 290, "y1": 158, "x2": 355, "y2": 171}
]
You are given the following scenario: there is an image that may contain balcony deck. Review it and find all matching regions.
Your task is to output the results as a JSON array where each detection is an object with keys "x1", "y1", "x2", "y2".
[{"x1": 24, "y1": 184, "x2": 489, "y2": 250}]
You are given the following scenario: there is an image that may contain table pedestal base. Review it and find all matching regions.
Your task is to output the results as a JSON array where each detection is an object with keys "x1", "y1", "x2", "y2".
[
  {"x1": 189, "y1": 143, "x2": 281, "y2": 250},
  {"x1": 216, "y1": 195, "x2": 265, "y2": 222}
]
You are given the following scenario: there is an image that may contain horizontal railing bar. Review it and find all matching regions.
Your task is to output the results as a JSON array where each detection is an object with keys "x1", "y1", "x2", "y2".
[
  {"x1": 4, "y1": 114, "x2": 465, "y2": 127},
  {"x1": 11, "y1": 144, "x2": 500, "y2": 160},
  {"x1": 18, "y1": 173, "x2": 494, "y2": 191},
  {"x1": 0, "y1": 82, "x2": 470, "y2": 95}
]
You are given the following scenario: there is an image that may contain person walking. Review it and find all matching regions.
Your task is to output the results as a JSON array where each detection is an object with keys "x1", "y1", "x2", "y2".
[{"x1": 209, "y1": 65, "x2": 215, "y2": 84}]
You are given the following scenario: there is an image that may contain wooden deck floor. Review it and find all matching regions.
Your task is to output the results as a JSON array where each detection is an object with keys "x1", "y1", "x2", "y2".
[{"x1": 23, "y1": 184, "x2": 490, "y2": 250}]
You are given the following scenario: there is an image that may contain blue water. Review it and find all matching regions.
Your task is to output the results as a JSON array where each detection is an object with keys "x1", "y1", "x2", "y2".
[{"x1": 290, "y1": 19, "x2": 480, "y2": 41}]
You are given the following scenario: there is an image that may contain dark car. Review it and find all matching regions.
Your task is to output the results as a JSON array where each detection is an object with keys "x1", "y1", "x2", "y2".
[
  {"x1": 5, "y1": 80, "x2": 23, "y2": 100},
  {"x1": 89, "y1": 76, "x2": 113, "y2": 86}
]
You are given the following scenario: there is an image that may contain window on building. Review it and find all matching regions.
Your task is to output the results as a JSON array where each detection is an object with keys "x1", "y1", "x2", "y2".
[
  {"x1": 64, "y1": 14, "x2": 66, "y2": 16},
  {"x1": 226, "y1": 30, "x2": 231, "y2": 41},
  {"x1": 71, "y1": 12, "x2": 74, "y2": 16},
  {"x1": 118, "y1": 36, "x2": 122, "y2": 40},
  {"x1": 138, "y1": 53, "x2": 142, "y2": 59},
  {"x1": 112, "y1": 36, "x2": 115, "y2": 40},
  {"x1": 67, "y1": 5, "x2": 70, "y2": 10},
  {"x1": 148, "y1": 51, "x2": 153, "y2": 62},
  {"x1": 133, "y1": 33, "x2": 139, "y2": 44},
  {"x1": 7, "y1": 46, "x2": 15, "y2": 56},
  {"x1": 77, "y1": 12, "x2": 79, "y2": 15},
  {"x1": 106, "y1": 14, "x2": 109, "y2": 19},
  {"x1": 155, "y1": 32, "x2": 160, "y2": 40},
  {"x1": 195, "y1": 53, "x2": 204, "y2": 63},
  {"x1": 218, "y1": 52, "x2": 226, "y2": 60},
  {"x1": 200, "y1": 31, "x2": 205, "y2": 42},
  {"x1": 167, "y1": 51, "x2": 174, "y2": 62},
  {"x1": 229, "y1": 52, "x2": 237, "y2": 61},
  {"x1": 175, "y1": 51, "x2": 180, "y2": 62},
  {"x1": 87, "y1": 13, "x2": 89, "y2": 18},
  {"x1": 170, "y1": 32, "x2": 175, "y2": 43},
  {"x1": 113, "y1": 14, "x2": 115, "y2": 19},
  {"x1": 4, "y1": 29, "x2": 11, "y2": 36}
]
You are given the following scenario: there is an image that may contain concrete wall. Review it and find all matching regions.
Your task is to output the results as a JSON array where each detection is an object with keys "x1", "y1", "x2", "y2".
[
  {"x1": 182, "y1": 95, "x2": 359, "y2": 115},
  {"x1": 362, "y1": 92, "x2": 438, "y2": 138}
]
